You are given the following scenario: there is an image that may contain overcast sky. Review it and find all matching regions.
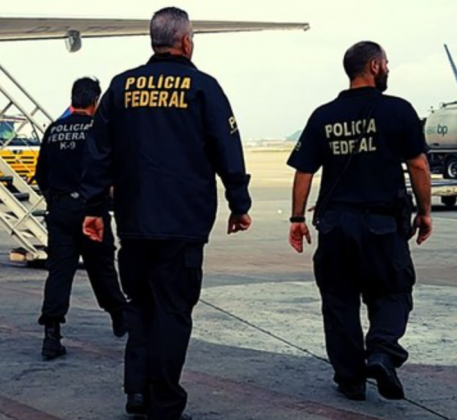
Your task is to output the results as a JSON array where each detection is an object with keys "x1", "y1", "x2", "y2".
[{"x1": 1, "y1": 0, "x2": 457, "y2": 139}]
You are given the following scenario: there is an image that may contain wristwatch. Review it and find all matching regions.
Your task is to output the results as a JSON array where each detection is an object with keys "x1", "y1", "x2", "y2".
[{"x1": 289, "y1": 216, "x2": 305, "y2": 223}]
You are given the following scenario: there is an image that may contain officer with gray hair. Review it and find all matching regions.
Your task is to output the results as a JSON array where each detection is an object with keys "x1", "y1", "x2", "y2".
[
  {"x1": 150, "y1": 6, "x2": 192, "y2": 48},
  {"x1": 81, "y1": 6, "x2": 252, "y2": 420}
]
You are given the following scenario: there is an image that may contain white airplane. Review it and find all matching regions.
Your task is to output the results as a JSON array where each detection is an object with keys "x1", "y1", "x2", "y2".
[
  {"x1": 0, "y1": 16, "x2": 309, "y2": 52},
  {"x1": 0, "y1": 14, "x2": 309, "y2": 175}
]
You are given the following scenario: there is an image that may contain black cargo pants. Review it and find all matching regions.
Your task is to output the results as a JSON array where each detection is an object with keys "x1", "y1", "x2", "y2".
[
  {"x1": 118, "y1": 239, "x2": 204, "y2": 420},
  {"x1": 39, "y1": 194, "x2": 126, "y2": 325},
  {"x1": 313, "y1": 208, "x2": 415, "y2": 385}
]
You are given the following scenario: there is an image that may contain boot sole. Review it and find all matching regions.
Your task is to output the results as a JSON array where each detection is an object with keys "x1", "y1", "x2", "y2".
[{"x1": 367, "y1": 363, "x2": 404, "y2": 400}]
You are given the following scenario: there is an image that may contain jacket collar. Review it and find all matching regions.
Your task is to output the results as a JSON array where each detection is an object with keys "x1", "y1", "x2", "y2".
[{"x1": 147, "y1": 53, "x2": 197, "y2": 69}]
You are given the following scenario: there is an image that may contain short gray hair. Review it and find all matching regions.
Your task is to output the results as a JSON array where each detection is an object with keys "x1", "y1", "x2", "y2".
[{"x1": 150, "y1": 7, "x2": 191, "y2": 49}]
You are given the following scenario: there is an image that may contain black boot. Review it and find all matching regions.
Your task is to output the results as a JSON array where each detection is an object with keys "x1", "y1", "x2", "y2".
[
  {"x1": 42, "y1": 322, "x2": 66, "y2": 360},
  {"x1": 367, "y1": 353, "x2": 404, "y2": 400},
  {"x1": 125, "y1": 393, "x2": 146, "y2": 415},
  {"x1": 337, "y1": 380, "x2": 366, "y2": 401}
]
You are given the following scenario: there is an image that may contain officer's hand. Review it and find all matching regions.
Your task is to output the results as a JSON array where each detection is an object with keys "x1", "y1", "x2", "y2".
[
  {"x1": 227, "y1": 214, "x2": 252, "y2": 234},
  {"x1": 83, "y1": 216, "x2": 104, "y2": 242},
  {"x1": 412, "y1": 214, "x2": 432, "y2": 245},
  {"x1": 289, "y1": 222, "x2": 311, "y2": 253}
]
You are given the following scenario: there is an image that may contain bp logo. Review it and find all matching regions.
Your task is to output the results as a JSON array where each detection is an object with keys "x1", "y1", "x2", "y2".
[{"x1": 437, "y1": 124, "x2": 449, "y2": 136}]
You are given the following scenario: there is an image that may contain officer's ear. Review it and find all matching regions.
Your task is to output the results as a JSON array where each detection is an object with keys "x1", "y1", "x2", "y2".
[
  {"x1": 182, "y1": 33, "x2": 194, "y2": 59},
  {"x1": 368, "y1": 59, "x2": 382, "y2": 76},
  {"x1": 369, "y1": 59, "x2": 381, "y2": 76}
]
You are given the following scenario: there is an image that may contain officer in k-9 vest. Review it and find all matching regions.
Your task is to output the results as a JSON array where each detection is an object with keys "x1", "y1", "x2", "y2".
[
  {"x1": 35, "y1": 78, "x2": 127, "y2": 360},
  {"x1": 80, "y1": 7, "x2": 252, "y2": 420},
  {"x1": 288, "y1": 42, "x2": 432, "y2": 402}
]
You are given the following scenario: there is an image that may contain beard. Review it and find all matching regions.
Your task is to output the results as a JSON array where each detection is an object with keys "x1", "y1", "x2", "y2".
[{"x1": 375, "y1": 69, "x2": 388, "y2": 92}]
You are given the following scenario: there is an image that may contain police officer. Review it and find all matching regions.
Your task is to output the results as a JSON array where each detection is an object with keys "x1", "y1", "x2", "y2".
[
  {"x1": 35, "y1": 77, "x2": 127, "y2": 360},
  {"x1": 288, "y1": 41, "x2": 432, "y2": 401},
  {"x1": 80, "y1": 7, "x2": 252, "y2": 420}
]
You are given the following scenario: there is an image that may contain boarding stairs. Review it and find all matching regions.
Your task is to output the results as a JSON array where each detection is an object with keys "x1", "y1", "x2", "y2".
[{"x1": 0, "y1": 63, "x2": 53, "y2": 262}]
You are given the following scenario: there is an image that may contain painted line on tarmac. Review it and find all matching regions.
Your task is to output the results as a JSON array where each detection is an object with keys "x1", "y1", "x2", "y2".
[
  {"x1": 0, "y1": 394, "x2": 64, "y2": 420},
  {"x1": 195, "y1": 282, "x2": 457, "y2": 367}
]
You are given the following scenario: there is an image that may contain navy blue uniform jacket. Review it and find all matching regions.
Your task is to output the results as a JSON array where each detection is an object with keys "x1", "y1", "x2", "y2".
[
  {"x1": 81, "y1": 54, "x2": 251, "y2": 242},
  {"x1": 35, "y1": 113, "x2": 94, "y2": 195}
]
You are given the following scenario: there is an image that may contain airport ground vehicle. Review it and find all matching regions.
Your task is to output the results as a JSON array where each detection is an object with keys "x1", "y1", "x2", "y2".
[
  {"x1": 424, "y1": 45, "x2": 457, "y2": 180},
  {"x1": 0, "y1": 115, "x2": 40, "y2": 182},
  {"x1": 418, "y1": 45, "x2": 457, "y2": 206},
  {"x1": 426, "y1": 178, "x2": 457, "y2": 208},
  {"x1": 424, "y1": 101, "x2": 457, "y2": 179}
]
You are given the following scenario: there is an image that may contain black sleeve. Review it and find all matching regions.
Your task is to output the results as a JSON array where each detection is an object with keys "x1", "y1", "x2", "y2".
[
  {"x1": 80, "y1": 86, "x2": 115, "y2": 216},
  {"x1": 34, "y1": 126, "x2": 51, "y2": 193},
  {"x1": 399, "y1": 101, "x2": 428, "y2": 160},
  {"x1": 287, "y1": 110, "x2": 325, "y2": 173},
  {"x1": 203, "y1": 78, "x2": 252, "y2": 215}
]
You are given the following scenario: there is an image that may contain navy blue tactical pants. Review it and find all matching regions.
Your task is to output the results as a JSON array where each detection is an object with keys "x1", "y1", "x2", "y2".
[
  {"x1": 313, "y1": 209, "x2": 415, "y2": 384},
  {"x1": 118, "y1": 239, "x2": 204, "y2": 420},
  {"x1": 39, "y1": 195, "x2": 126, "y2": 325}
]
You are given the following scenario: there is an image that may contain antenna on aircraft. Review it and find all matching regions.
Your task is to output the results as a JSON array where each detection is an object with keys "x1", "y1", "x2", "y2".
[{"x1": 444, "y1": 44, "x2": 457, "y2": 86}]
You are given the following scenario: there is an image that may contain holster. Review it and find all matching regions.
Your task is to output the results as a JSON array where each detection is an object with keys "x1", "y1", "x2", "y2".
[{"x1": 395, "y1": 190, "x2": 414, "y2": 240}]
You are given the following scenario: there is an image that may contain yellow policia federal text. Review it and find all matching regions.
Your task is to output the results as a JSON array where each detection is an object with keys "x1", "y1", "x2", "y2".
[{"x1": 124, "y1": 75, "x2": 192, "y2": 109}]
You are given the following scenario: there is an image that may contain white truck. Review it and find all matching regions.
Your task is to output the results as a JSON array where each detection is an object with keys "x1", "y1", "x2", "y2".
[
  {"x1": 424, "y1": 101, "x2": 457, "y2": 180},
  {"x1": 421, "y1": 44, "x2": 457, "y2": 207}
]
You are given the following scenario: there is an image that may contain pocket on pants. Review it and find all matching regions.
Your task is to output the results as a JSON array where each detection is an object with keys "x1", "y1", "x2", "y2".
[
  {"x1": 366, "y1": 215, "x2": 415, "y2": 292},
  {"x1": 313, "y1": 211, "x2": 342, "y2": 290}
]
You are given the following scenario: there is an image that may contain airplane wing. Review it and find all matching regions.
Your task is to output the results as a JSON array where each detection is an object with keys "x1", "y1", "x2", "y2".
[{"x1": 0, "y1": 17, "x2": 309, "y2": 41}]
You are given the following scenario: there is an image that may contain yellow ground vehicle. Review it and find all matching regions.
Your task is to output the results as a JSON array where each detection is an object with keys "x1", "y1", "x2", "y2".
[{"x1": 0, "y1": 115, "x2": 40, "y2": 183}]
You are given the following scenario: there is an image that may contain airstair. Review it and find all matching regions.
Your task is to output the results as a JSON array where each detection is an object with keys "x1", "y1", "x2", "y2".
[{"x1": 0, "y1": 63, "x2": 54, "y2": 263}]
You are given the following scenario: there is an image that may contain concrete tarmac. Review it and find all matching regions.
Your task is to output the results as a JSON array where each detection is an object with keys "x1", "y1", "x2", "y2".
[{"x1": 0, "y1": 148, "x2": 456, "y2": 420}]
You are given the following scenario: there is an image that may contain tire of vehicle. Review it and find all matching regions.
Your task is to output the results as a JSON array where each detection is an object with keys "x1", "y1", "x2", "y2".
[
  {"x1": 443, "y1": 156, "x2": 457, "y2": 179},
  {"x1": 441, "y1": 196, "x2": 457, "y2": 208}
]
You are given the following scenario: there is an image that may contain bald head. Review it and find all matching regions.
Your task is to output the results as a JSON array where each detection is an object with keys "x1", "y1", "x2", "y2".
[{"x1": 150, "y1": 7, "x2": 193, "y2": 57}]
